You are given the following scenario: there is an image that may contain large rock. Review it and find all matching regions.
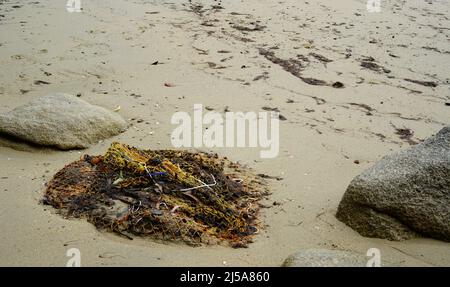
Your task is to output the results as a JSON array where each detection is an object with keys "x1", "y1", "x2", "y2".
[
  {"x1": 0, "y1": 93, "x2": 127, "y2": 149},
  {"x1": 336, "y1": 126, "x2": 450, "y2": 241},
  {"x1": 282, "y1": 249, "x2": 368, "y2": 267}
]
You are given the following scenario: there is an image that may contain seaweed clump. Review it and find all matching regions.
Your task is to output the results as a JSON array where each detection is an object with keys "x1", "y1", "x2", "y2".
[{"x1": 43, "y1": 142, "x2": 269, "y2": 247}]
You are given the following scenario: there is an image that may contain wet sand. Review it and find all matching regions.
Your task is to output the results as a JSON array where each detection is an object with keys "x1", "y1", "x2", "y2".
[{"x1": 0, "y1": 0, "x2": 449, "y2": 266}]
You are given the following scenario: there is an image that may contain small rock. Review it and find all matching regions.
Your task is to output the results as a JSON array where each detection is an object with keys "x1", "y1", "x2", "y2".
[
  {"x1": 332, "y1": 81, "x2": 345, "y2": 88},
  {"x1": 282, "y1": 249, "x2": 368, "y2": 267}
]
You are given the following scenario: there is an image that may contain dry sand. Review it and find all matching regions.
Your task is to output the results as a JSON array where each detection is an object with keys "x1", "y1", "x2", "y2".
[{"x1": 0, "y1": 0, "x2": 449, "y2": 266}]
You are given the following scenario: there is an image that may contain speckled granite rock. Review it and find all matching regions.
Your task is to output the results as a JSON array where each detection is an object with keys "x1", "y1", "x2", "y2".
[
  {"x1": 0, "y1": 93, "x2": 127, "y2": 149},
  {"x1": 336, "y1": 126, "x2": 450, "y2": 241}
]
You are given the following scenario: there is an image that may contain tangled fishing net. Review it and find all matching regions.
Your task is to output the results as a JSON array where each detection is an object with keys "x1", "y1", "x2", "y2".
[{"x1": 43, "y1": 142, "x2": 269, "y2": 247}]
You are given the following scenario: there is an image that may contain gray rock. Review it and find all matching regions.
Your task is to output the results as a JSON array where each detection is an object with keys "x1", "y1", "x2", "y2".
[
  {"x1": 336, "y1": 125, "x2": 450, "y2": 241},
  {"x1": 282, "y1": 249, "x2": 368, "y2": 267},
  {"x1": 0, "y1": 93, "x2": 127, "y2": 150}
]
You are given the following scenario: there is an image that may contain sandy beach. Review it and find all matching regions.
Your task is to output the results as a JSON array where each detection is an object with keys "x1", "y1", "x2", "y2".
[{"x1": 0, "y1": 0, "x2": 449, "y2": 266}]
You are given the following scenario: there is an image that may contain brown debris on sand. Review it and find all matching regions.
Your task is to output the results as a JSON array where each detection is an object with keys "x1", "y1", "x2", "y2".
[
  {"x1": 391, "y1": 124, "x2": 418, "y2": 145},
  {"x1": 232, "y1": 23, "x2": 266, "y2": 32},
  {"x1": 309, "y1": 52, "x2": 332, "y2": 63},
  {"x1": 360, "y1": 57, "x2": 391, "y2": 74},
  {"x1": 43, "y1": 142, "x2": 269, "y2": 247},
  {"x1": 404, "y1": 78, "x2": 438, "y2": 87},
  {"x1": 259, "y1": 48, "x2": 304, "y2": 77},
  {"x1": 259, "y1": 48, "x2": 343, "y2": 88}
]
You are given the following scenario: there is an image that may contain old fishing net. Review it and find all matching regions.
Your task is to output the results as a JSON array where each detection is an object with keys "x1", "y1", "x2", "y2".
[{"x1": 43, "y1": 142, "x2": 269, "y2": 247}]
